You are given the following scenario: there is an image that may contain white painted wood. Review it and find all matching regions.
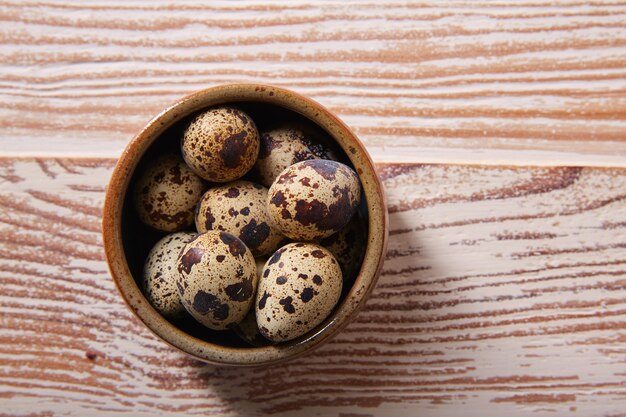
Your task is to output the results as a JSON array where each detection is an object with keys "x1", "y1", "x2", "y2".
[
  {"x1": 1, "y1": 159, "x2": 625, "y2": 416},
  {"x1": 0, "y1": 1, "x2": 624, "y2": 164},
  {"x1": 1, "y1": 1, "x2": 626, "y2": 415}
]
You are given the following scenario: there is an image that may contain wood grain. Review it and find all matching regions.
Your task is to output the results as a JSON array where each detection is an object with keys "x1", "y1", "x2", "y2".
[
  {"x1": 1, "y1": 158, "x2": 626, "y2": 416},
  {"x1": 2, "y1": 1, "x2": 626, "y2": 415},
  {"x1": 1, "y1": 1, "x2": 625, "y2": 165}
]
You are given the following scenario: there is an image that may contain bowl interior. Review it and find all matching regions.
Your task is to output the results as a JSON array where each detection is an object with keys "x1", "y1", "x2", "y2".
[{"x1": 121, "y1": 101, "x2": 368, "y2": 348}]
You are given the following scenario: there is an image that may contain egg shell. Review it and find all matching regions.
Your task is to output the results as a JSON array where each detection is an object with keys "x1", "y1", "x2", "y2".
[
  {"x1": 294, "y1": 122, "x2": 341, "y2": 161},
  {"x1": 176, "y1": 231, "x2": 257, "y2": 330},
  {"x1": 318, "y1": 213, "x2": 366, "y2": 284},
  {"x1": 195, "y1": 181, "x2": 286, "y2": 257},
  {"x1": 143, "y1": 231, "x2": 196, "y2": 319},
  {"x1": 267, "y1": 160, "x2": 361, "y2": 241},
  {"x1": 252, "y1": 126, "x2": 336, "y2": 187},
  {"x1": 133, "y1": 154, "x2": 207, "y2": 232},
  {"x1": 182, "y1": 106, "x2": 260, "y2": 182},
  {"x1": 255, "y1": 243, "x2": 342, "y2": 342}
]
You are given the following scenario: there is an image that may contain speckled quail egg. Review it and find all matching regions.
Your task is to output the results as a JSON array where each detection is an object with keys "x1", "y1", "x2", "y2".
[
  {"x1": 181, "y1": 106, "x2": 260, "y2": 182},
  {"x1": 195, "y1": 181, "x2": 286, "y2": 257},
  {"x1": 176, "y1": 231, "x2": 257, "y2": 330},
  {"x1": 255, "y1": 243, "x2": 342, "y2": 342},
  {"x1": 143, "y1": 231, "x2": 196, "y2": 319},
  {"x1": 252, "y1": 125, "x2": 337, "y2": 187},
  {"x1": 267, "y1": 160, "x2": 361, "y2": 241},
  {"x1": 318, "y1": 213, "x2": 366, "y2": 284},
  {"x1": 133, "y1": 153, "x2": 207, "y2": 232}
]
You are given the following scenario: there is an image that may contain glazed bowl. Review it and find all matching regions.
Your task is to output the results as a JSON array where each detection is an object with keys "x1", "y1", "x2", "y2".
[{"x1": 102, "y1": 84, "x2": 388, "y2": 366}]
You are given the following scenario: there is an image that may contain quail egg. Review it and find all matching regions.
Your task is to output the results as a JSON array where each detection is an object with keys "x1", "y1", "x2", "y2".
[
  {"x1": 133, "y1": 154, "x2": 207, "y2": 232},
  {"x1": 182, "y1": 106, "x2": 260, "y2": 182},
  {"x1": 267, "y1": 160, "x2": 361, "y2": 241},
  {"x1": 176, "y1": 231, "x2": 257, "y2": 330},
  {"x1": 252, "y1": 125, "x2": 336, "y2": 187},
  {"x1": 256, "y1": 243, "x2": 342, "y2": 342},
  {"x1": 195, "y1": 181, "x2": 286, "y2": 257},
  {"x1": 318, "y1": 213, "x2": 366, "y2": 283},
  {"x1": 143, "y1": 231, "x2": 196, "y2": 319}
]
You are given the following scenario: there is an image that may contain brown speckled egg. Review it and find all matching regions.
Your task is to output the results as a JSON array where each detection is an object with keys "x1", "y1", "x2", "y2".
[
  {"x1": 143, "y1": 231, "x2": 196, "y2": 319},
  {"x1": 176, "y1": 231, "x2": 257, "y2": 330},
  {"x1": 255, "y1": 243, "x2": 342, "y2": 342},
  {"x1": 318, "y1": 213, "x2": 366, "y2": 283},
  {"x1": 195, "y1": 181, "x2": 286, "y2": 257},
  {"x1": 267, "y1": 160, "x2": 361, "y2": 241},
  {"x1": 252, "y1": 126, "x2": 336, "y2": 187},
  {"x1": 133, "y1": 154, "x2": 207, "y2": 232},
  {"x1": 182, "y1": 106, "x2": 260, "y2": 182}
]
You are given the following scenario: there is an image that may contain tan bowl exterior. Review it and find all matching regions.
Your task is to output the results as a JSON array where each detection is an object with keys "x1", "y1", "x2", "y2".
[{"x1": 102, "y1": 84, "x2": 388, "y2": 366}]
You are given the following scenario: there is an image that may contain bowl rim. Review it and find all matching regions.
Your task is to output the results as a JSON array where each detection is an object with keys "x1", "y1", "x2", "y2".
[{"x1": 102, "y1": 83, "x2": 388, "y2": 366}]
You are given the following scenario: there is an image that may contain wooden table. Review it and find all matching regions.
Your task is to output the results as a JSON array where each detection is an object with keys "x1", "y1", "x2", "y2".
[{"x1": 2, "y1": 2, "x2": 625, "y2": 416}]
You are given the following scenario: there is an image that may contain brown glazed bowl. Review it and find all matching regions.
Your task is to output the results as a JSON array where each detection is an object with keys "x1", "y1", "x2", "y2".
[{"x1": 102, "y1": 84, "x2": 388, "y2": 366}]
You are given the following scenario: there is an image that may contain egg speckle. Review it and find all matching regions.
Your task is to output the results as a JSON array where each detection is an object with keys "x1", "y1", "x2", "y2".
[
  {"x1": 182, "y1": 106, "x2": 260, "y2": 182},
  {"x1": 176, "y1": 231, "x2": 257, "y2": 330},
  {"x1": 267, "y1": 160, "x2": 361, "y2": 241},
  {"x1": 143, "y1": 232, "x2": 196, "y2": 319},
  {"x1": 252, "y1": 126, "x2": 336, "y2": 187},
  {"x1": 255, "y1": 243, "x2": 342, "y2": 342},
  {"x1": 133, "y1": 154, "x2": 207, "y2": 232},
  {"x1": 195, "y1": 180, "x2": 285, "y2": 257}
]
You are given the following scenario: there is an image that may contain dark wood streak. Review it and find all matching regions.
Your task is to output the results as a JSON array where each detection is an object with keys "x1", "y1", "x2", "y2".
[
  {"x1": 388, "y1": 193, "x2": 626, "y2": 234},
  {"x1": 385, "y1": 167, "x2": 583, "y2": 214},
  {"x1": 27, "y1": 190, "x2": 102, "y2": 217},
  {"x1": 0, "y1": 194, "x2": 101, "y2": 233}
]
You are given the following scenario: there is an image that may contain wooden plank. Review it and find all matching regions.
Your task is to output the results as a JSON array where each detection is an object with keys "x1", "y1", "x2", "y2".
[
  {"x1": 0, "y1": 1, "x2": 625, "y2": 164},
  {"x1": 1, "y1": 158, "x2": 625, "y2": 416}
]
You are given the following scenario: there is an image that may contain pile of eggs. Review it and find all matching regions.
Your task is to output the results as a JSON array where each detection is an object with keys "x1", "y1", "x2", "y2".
[{"x1": 135, "y1": 106, "x2": 365, "y2": 344}]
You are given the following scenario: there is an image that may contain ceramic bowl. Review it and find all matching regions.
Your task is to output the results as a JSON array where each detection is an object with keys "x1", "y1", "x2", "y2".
[{"x1": 102, "y1": 84, "x2": 388, "y2": 366}]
